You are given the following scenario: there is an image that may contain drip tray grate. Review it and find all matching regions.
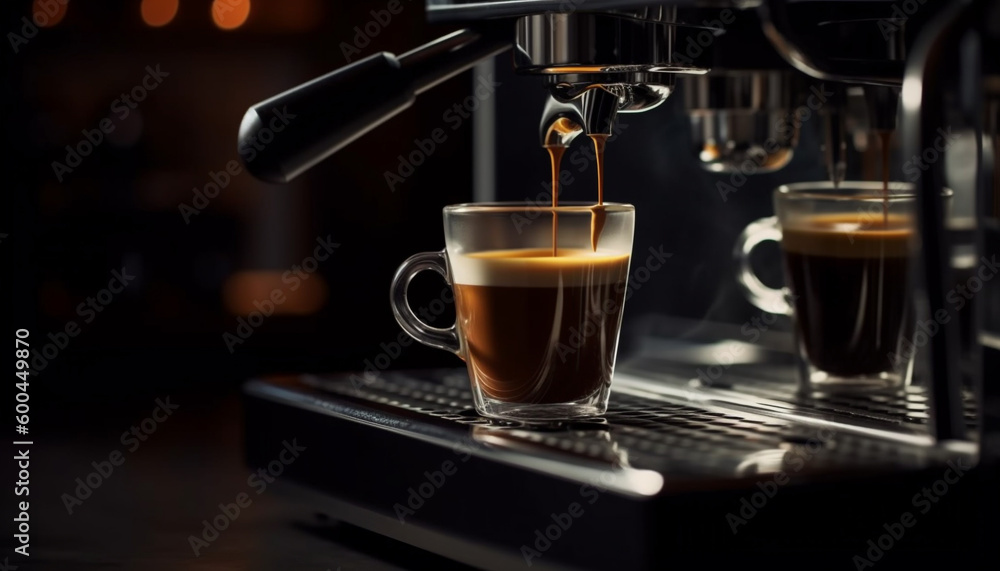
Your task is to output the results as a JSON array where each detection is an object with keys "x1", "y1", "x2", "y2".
[
  {"x1": 617, "y1": 357, "x2": 978, "y2": 433},
  {"x1": 300, "y1": 369, "x2": 967, "y2": 479}
]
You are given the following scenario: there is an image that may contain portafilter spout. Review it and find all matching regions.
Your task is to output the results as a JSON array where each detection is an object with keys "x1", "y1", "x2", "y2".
[{"x1": 539, "y1": 96, "x2": 584, "y2": 148}]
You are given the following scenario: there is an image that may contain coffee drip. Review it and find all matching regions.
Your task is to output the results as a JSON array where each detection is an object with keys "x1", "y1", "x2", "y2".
[
  {"x1": 590, "y1": 134, "x2": 608, "y2": 251},
  {"x1": 545, "y1": 134, "x2": 609, "y2": 256},
  {"x1": 545, "y1": 145, "x2": 566, "y2": 256}
]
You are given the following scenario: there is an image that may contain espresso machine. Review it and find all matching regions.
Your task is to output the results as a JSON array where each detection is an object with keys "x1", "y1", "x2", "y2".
[{"x1": 240, "y1": 1, "x2": 1000, "y2": 568}]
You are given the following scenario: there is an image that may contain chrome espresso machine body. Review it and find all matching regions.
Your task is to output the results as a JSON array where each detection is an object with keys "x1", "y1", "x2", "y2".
[{"x1": 240, "y1": 1, "x2": 1000, "y2": 568}]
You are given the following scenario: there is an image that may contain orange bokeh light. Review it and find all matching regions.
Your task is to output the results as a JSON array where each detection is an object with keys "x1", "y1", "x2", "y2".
[
  {"x1": 141, "y1": 0, "x2": 179, "y2": 27},
  {"x1": 212, "y1": 0, "x2": 251, "y2": 30},
  {"x1": 223, "y1": 270, "x2": 328, "y2": 316},
  {"x1": 31, "y1": 0, "x2": 68, "y2": 27}
]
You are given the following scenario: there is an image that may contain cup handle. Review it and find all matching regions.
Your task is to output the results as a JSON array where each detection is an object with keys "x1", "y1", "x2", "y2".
[
  {"x1": 733, "y1": 216, "x2": 793, "y2": 316},
  {"x1": 390, "y1": 250, "x2": 463, "y2": 357}
]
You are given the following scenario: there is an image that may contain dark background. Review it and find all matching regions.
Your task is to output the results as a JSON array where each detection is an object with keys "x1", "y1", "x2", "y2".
[
  {"x1": 2, "y1": 1, "x2": 483, "y2": 567},
  {"x1": 5, "y1": 0, "x2": 483, "y2": 405}
]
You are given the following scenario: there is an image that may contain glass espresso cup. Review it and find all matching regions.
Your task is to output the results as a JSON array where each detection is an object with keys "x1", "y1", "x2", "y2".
[
  {"x1": 391, "y1": 202, "x2": 635, "y2": 421},
  {"x1": 735, "y1": 182, "x2": 944, "y2": 392}
]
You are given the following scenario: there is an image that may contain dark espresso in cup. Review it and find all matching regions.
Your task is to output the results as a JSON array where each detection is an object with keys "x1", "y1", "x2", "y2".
[
  {"x1": 452, "y1": 248, "x2": 630, "y2": 404},
  {"x1": 782, "y1": 214, "x2": 914, "y2": 377}
]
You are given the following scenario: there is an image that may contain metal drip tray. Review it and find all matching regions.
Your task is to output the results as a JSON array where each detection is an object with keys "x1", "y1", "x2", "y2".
[
  {"x1": 615, "y1": 319, "x2": 979, "y2": 437},
  {"x1": 243, "y1": 368, "x2": 982, "y2": 570},
  {"x1": 302, "y1": 370, "x2": 965, "y2": 477},
  {"x1": 617, "y1": 358, "x2": 979, "y2": 436}
]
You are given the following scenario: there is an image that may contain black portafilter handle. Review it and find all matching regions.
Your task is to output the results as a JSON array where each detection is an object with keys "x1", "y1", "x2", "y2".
[{"x1": 239, "y1": 27, "x2": 512, "y2": 183}]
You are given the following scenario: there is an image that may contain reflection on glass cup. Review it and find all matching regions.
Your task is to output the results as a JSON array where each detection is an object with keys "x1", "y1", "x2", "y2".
[
  {"x1": 735, "y1": 182, "x2": 949, "y2": 392},
  {"x1": 391, "y1": 203, "x2": 635, "y2": 421}
]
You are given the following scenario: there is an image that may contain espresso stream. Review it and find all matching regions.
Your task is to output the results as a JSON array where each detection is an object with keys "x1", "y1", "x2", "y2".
[
  {"x1": 546, "y1": 135, "x2": 610, "y2": 256},
  {"x1": 546, "y1": 145, "x2": 566, "y2": 256},
  {"x1": 590, "y1": 134, "x2": 608, "y2": 251}
]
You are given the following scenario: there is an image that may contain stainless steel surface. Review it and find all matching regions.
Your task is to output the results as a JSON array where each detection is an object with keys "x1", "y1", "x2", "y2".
[
  {"x1": 539, "y1": 95, "x2": 584, "y2": 146},
  {"x1": 289, "y1": 371, "x2": 974, "y2": 478},
  {"x1": 617, "y1": 364, "x2": 979, "y2": 445},
  {"x1": 538, "y1": 75, "x2": 677, "y2": 142},
  {"x1": 755, "y1": 4, "x2": 907, "y2": 184},
  {"x1": 900, "y1": 0, "x2": 977, "y2": 442},
  {"x1": 514, "y1": 13, "x2": 708, "y2": 76},
  {"x1": 573, "y1": 85, "x2": 622, "y2": 136},
  {"x1": 426, "y1": 0, "x2": 901, "y2": 22},
  {"x1": 683, "y1": 71, "x2": 797, "y2": 172},
  {"x1": 684, "y1": 71, "x2": 792, "y2": 110},
  {"x1": 427, "y1": 1, "x2": 758, "y2": 22},
  {"x1": 516, "y1": 11, "x2": 698, "y2": 139},
  {"x1": 608, "y1": 5, "x2": 680, "y2": 22},
  {"x1": 617, "y1": 315, "x2": 978, "y2": 442},
  {"x1": 758, "y1": 0, "x2": 906, "y2": 86},
  {"x1": 244, "y1": 367, "x2": 989, "y2": 569},
  {"x1": 548, "y1": 75, "x2": 677, "y2": 112}
]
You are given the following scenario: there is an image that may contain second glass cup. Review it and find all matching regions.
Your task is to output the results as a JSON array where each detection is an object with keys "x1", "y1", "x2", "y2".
[
  {"x1": 391, "y1": 203, "x2": 635, "y2": 421},
  {"x1": 735, "y1": 182, "x2": 946, "y2": 392}
]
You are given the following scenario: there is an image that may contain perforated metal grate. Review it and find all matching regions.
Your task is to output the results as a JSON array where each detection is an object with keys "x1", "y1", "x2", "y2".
[
  {"x1": 305, "y1": 369, "x2": 960, "y2": 478},
  {"x1": 749, "y1": 383, "x2": 979, "y2": 427},
  {"x1": 618, "y1": 358, "x2": 979, "y2": 430}
]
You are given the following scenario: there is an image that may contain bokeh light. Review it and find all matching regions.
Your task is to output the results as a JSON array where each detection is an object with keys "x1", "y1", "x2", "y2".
[
  {"x1": 223, "y1": 270, "x2": 328, "y2": 316},
  {"x1": 32, "y1": 0, "x2": 68, "y2": 27},
  {"x1": 211, "y1": 0, "x2": 251, "y2": 31},
  {"x1": 141, "y1": 0, "x2": 179, "y2": 27}
]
